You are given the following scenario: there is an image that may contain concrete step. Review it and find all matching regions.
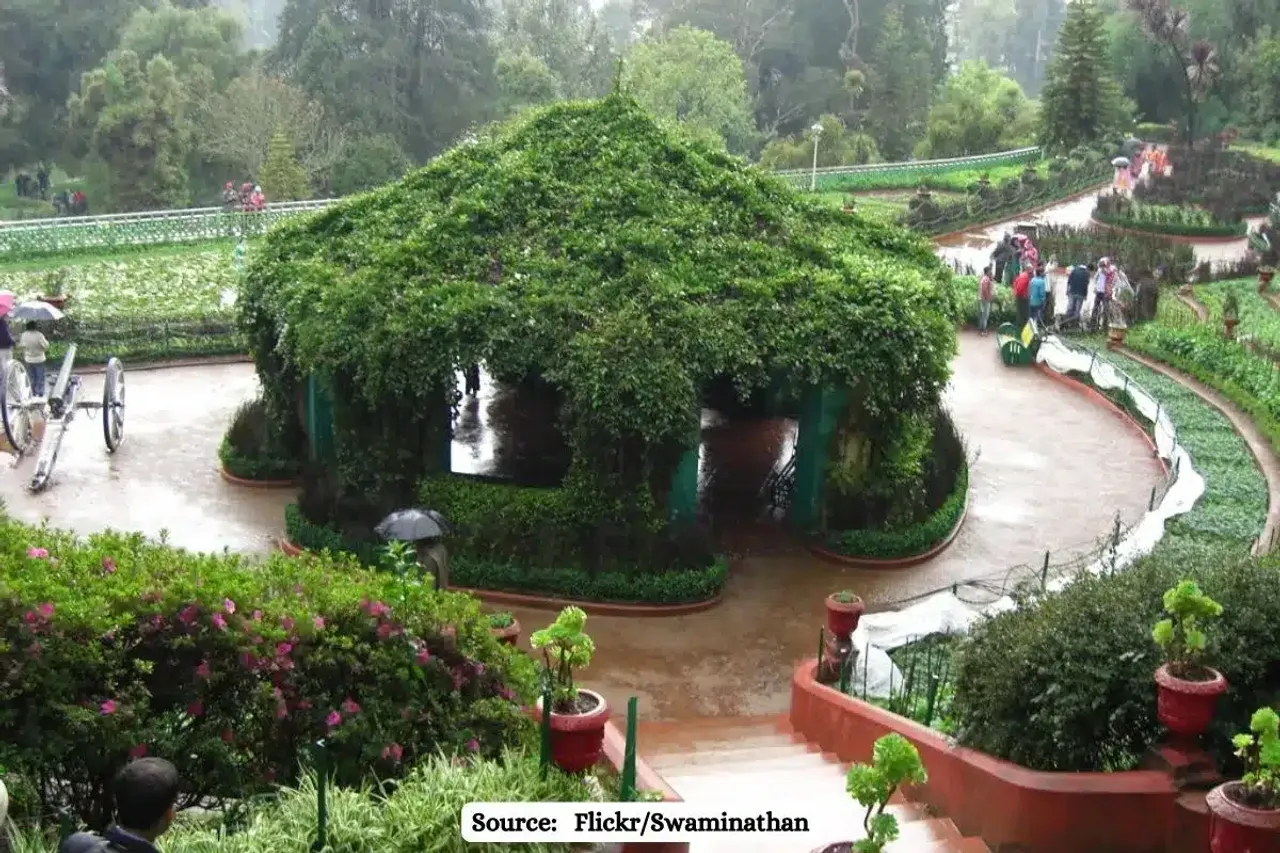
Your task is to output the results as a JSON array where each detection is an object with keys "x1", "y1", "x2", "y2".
[
  {"x1": 645, "y1": 738, "x2": 813, "y2": 770},
  {"x1": 896, "y1": 837, "x2": 992, "y2": 853}
]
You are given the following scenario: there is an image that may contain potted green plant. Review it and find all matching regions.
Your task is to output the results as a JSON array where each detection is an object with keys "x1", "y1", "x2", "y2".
[
  {"x1": 811, "y1": 733, "x2": 928, "y2": 853},
  {"x1": 1223, "y1": 289, "x2": 1241, "y2": 339},
  {"x1": 488, "y1": 611, "x2": 521, "y2": 646},
  {"x1": 41, "y1": 267, "x2": 70, "y2": 309},
  {"x1": 825, "y1": 590, "x2": 865, "y2": 638},
  {"x1": 1152, "y1": 579, "x2": 1226, "y2": 741},
  {"x1": 843, "y1": 195, "x2": 857, "y2": 213},
  {"x1": 531, "y1": 606, "x2": 609, "y2": 774},
  {"x1": 1259, "y1": 266, "x2": 1275, "y2": 292},
  {"x1": 1206, "y1": 707, "x2": 1280, "y2": 853}
]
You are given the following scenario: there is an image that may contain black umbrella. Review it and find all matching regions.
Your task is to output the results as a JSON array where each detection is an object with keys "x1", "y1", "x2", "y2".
[{"x1": 375, "y1": 508, "x2": 452, "y2": 541}]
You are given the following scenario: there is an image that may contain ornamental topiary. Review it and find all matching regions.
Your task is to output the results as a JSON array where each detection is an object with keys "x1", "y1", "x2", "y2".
[
  {"x1": 241, "y1": 94, "x2": 958, "y2": 568},
  {"x1": 0, "y1": 517, "x2": 537, "y2": 828}
]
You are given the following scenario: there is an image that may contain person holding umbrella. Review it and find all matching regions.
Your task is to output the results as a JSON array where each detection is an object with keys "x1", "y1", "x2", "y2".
[
  {"x1": 11, "y1": 300, "x2": 64, "y2": 398},
  {"x1": 0, "y1": 290, "x2": 14, "y2": 377}
]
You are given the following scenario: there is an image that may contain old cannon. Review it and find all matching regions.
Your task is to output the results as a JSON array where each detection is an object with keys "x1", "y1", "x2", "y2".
[{"x1": 1, "y1": 343, "x2": 126, "y2": 491}]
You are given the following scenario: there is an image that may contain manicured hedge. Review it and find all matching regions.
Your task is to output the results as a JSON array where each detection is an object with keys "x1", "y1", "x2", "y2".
[
  {"x1": 1092, "y1": 207, "x2": 1247, "y2": 239},
  {"x1": 0, "y1": 515, "x2": 537, "y2": 828},
  {"x1": 820, "y1": 465, "x2": 968, "y2": 559},
  {"x1": 219, "y1": 398, "x2": 301, "y2": 482},
  {"x1": 284, "y1": 486, "x2": 731, "y2": 606}
]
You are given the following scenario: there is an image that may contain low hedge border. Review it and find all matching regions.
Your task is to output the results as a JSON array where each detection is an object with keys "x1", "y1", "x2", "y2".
[
  {"x1": 913, "y1": 171, "x2": 1111, "y2": 238},
  {"x1": 282, "y1": 503, "x2": 730, "y2": 607},
  {"x1": 1091, "y1": 212, "x2": 1247, "y2": 240},
  {"x1": 218, "y1": 439, "x2": 300, "y2": 485},
  {"x1": 814, "y1": 463, "x2": 969, "y2": 561}
]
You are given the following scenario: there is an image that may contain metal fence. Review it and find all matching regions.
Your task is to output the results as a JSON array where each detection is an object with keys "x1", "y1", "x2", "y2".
[
  {"x1": 772, "y1": 146, "x2": 1043, "y2": 188},
  {"x1": 0, "y1": 147, "x2": 1047, "y2": 258},
  {"x1": 0, "y1": 199, "x2": 336, "y2": 259}
]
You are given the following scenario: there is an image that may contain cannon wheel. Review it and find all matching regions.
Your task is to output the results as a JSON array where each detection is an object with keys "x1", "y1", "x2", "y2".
[
  {"x1": 1, "y1": 360, "x2": 34, "y2": 455},
  {"x1": 102, "y1": 358, "x2": 125, "y2": 452}
]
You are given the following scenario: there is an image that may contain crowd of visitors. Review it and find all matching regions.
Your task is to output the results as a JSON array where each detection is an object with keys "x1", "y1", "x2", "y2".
[
  {"x1": 223, "y1": 181, "x2": 265, "y2": 212},
  {"x1": 977, "y1": 230, "x2": 1130, "y2": 337}
]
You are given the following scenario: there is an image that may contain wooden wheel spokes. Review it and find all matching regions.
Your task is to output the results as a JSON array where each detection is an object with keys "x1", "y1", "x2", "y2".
[
  {"x1": 102, "y1": 358, "x2": 126, "y2": 452},
  {"x1": 1, "y1": 360, "x2": 33, "y2": 455}
]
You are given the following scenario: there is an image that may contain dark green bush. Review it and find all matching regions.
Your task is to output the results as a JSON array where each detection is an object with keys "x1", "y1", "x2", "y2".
[
  {"x1": 822, "y1": 466, "x2": 967, "y2": 559},
  {"x1": 219, "y1": 397, "x2": 301, "y2": 481},
  {"x1": 951, "y1": 540, "x2": 1280, "y2": 772},
  {"x1": 1093, "y1": 193, "x2": 1246, "y2": 239},
  {"x1": 1035, "y1": 223, "x2": 1197, "y2": 283}
]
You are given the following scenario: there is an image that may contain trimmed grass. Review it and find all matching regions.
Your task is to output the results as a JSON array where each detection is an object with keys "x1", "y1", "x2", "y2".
[{"x1": 817, "y1": 190, "x2": 966, "y2": 221}]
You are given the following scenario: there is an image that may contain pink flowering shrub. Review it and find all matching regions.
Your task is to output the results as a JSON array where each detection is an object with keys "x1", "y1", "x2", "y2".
[{"x1": 0, "y1": 521, "x2": 538, "y2": 828}]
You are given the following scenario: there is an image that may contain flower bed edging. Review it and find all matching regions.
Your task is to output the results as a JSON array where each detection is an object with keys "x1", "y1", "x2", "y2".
[
  {"x1": 1089, "y1": 217, "x2": 1248, "y2": 244},
  {"x1": 805, "y1": 487, "x2": 969, "y2": 569},
  {"x1": 219, "y1": 466, "x2": 299, "y2": 489},
  {"x1": 928, "y1": 181, "x2": 1110, "y2": 244},
  {"x1": 276, "y1": 538, "x2": 729, "y2": 617},
  {"x1": 789, "y1": 659, "x2": 1179, "y2": 853}
]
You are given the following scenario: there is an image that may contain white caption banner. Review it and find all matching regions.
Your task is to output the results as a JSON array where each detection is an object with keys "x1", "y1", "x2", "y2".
[{"x1": 461, "y1": 802, "x2": 832, "y2": 842}]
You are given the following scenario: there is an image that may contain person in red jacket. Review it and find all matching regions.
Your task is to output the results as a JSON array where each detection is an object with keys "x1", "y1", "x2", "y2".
[{"x1": 1012, "y1": 266, "x2": 1032, "y2": 330}]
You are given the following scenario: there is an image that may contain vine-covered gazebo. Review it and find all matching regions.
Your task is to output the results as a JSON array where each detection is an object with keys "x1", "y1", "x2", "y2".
[{"x1": 242, "y1": 94, "x2": 958, "y2": 567}]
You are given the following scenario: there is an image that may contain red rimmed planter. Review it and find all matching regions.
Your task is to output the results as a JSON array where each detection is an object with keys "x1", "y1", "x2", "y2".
[
  {"x1": 537, "y1": 688, "x2": 611, "y2": 774},
  {"x1": 219, "y1": 466, "x2": 299, "y2": 489},
  {"x1": 1206, "y1": 782, "x2": 1280, "y2": 853},
  {"x1": 825, "y1": 594, "x2": 865, "y2": 638},
  {"x1": 40, "y1": 295, "x2": 69, "y2": 310},
  {"x1": 1154, "y1": 664, "x2": 1228, "y2": 740},
  {"x1": 489, "y1": 616, "x2": 521, "y2": 646}
]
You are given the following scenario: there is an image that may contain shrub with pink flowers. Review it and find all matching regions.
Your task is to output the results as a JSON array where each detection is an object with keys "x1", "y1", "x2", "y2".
[{"x1": 0, "y1": 518, "x2": 539, "y2": 829}]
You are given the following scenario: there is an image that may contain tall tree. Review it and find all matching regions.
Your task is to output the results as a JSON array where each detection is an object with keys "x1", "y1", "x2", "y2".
[
  {"x1": 1125, "y1": 0, "x2": 1219, "y2": 144},
  {"x1": 1038, "y1": 0, "x2": 1131, "y2": 150},
  {"x1": 496, "y1": 0, "x2": 615, "y2": 98},
  {"x1": 68, "y1": 52, "x2": 192, "y2": 210},
  {"x1": 273, "y1": 0, "x2": 498, "y2": 162},
  {"x1": 919, "y1": 61, "x2": 1036, "y2": 158},
  {"x1": 194, "y1": 71, "x2": 344, "y2": 183},
  {"x1": 0, "y1": 0, "x2": 145, "y2": 171},
  {"x1": 953, "y1": 0, "x2": 1065, "y2": 94},
  {"x1": 624, "y1": 26, "x2": 758, "y2": 154},
  {"x1": 258, "y1": 130, "x2": 308, "y2": 199},
  {"x1": 863, "y1": 4, "x2": 931, "y2": 160}
]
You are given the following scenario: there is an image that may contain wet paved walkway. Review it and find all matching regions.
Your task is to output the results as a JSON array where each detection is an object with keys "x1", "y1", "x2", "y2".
[{"x1": 1, "y1": 337, "x2": 1163, "y2": 720}]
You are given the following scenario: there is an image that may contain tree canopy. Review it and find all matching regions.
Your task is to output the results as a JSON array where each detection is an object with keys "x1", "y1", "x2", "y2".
[
  {"x1": 918, "y1": 60, "x2": 1036, "y2": 159},
  {"x1": 242, "y1": 94, "x2": 957, "y2": 519}
]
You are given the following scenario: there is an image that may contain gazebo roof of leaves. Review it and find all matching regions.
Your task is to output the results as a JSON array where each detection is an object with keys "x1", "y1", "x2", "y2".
[{"x1": 243, "y1": 94, "x2": 957, "y2": 492}]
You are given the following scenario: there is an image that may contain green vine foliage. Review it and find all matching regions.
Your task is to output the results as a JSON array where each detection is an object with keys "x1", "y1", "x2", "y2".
[{"x1": 242, "y1": 95, "x2": 958, "y2": 559}]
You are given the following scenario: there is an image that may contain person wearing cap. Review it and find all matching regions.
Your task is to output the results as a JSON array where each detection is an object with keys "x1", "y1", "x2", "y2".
[{"x1": 59, "y1": 758, "x2": 182, "y2": 853}]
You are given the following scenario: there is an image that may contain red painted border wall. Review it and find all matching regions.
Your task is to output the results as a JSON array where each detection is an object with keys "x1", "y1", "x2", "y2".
[
  {"x1": 789, "y1": 660, "x2": 1177, "y2": 853},
  {"x1": 599, "y1": 721, "x2": 689, "y2": 853}
]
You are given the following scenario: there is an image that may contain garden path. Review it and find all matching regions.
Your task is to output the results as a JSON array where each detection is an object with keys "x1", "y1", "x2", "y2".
[
  {"x1": 0, "y1": 337, "x2": 1164, "y2": 722},
  {"x1": 933, "y1": 191, "x2": 1260, "y2": 275}
]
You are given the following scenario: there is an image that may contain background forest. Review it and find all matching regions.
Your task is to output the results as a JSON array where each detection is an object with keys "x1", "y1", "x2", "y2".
[{"x1": 0, "y1": 0, "x2": 1276, "y2": 213}]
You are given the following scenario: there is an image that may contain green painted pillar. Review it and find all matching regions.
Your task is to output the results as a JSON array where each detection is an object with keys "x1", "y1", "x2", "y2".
[
  {"x1": 668, "y1": 447, "x2": 699, "y2": 526},
  {"x1": 789, "y1": 385, "x2": 847, "y2": 532},
  {"x1": 305, "y1": 376, "x2": 335, "y2": 463}
]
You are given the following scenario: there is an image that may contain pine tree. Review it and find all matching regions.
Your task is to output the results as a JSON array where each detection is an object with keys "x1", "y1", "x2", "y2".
[
  {"x1": 258, "y1": 130, "x2": 310, "y2": 202},
  {"x1": 1038, "y1": 0, "x2": 1130, "y2": 152},
  {"x1": 864, "y1": 4, "x2": 934, "y2": 161}
]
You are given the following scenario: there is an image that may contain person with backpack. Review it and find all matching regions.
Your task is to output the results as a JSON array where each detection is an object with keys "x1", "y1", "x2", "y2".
[{"x1": 59, "y1": 758, "x2": 181, "y2": 853}]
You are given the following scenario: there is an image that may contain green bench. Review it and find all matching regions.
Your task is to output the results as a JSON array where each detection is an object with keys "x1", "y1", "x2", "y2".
[{"x1": 996, "y1": 321, "x2": 1041, "y2": 366}]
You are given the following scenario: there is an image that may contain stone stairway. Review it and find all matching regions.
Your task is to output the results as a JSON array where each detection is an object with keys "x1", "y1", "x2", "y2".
[{"x1": 639, "y1": 716, "x2": 990, "y2": 853}]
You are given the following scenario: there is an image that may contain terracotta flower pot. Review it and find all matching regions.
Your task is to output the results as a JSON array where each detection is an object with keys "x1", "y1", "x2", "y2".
[
  {"x1": 1154, "y1": 664, "x2": 1228, "y2": 739},
  {"x1": 41, "y1": 295, "x2": 68, "y2": 310},
  {"x1": 1107, "y1": 326, "x2": 1128, "y2": 348},
  {"x1": 1206, "y1": 782, "x2": 1280, "y2": 853},
  {"x1": 490, "y1": 617, "x2": 521, "y2": 646},
  {"x1": 538, "y1": 688, "x2": 610, "y2": 774},
  {"x1": 1225, "y1": 318, "x2": 1240, "y2": 339},
  {"x1": 825, "y1": 594, "x2": 865, "y2": 638}
]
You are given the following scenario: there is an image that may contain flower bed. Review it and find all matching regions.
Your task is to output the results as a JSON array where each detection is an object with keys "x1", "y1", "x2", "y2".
[
  {"x1": 1196, "y1": 280, "x2": 1280, "y2": 360},
  {"x1": 816, "y1": 159, "x2": 1044, "y2": 194},
  {"x1": 1135, "y1": 148, "x2": 1280, "y2": 221},
  {"x1": 1092, "y1": 195, "x2": 1247, "y2": 239},
  {"x1": 0, "y1": 516, "x2": 537, "y2": 827},
  {"x1": 0, "y1": 248, "x2": 244, "y2": 364}
]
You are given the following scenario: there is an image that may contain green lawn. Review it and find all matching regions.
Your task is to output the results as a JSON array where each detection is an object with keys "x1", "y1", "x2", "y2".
[
  {"x1": 1233, "y1": 142, "x2": 1280, "y2": 163},
  {"x1": 817, "y1": 189, "x2": 966, "y2": 221}
]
